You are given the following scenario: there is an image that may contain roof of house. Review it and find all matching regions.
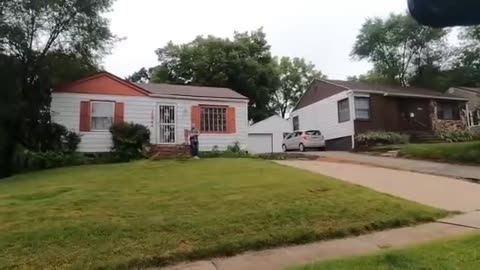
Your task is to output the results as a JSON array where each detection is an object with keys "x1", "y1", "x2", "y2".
[
  {"x1": 327, "y1": 80, "x2": 467, "y2": 100},
  {"x1": 54, "y1": 72, "x2": 248, "y2": 100},
  {"x1": 454, "y1": 87, "x2": 480, "y2": 94},
  {"x1": 248, "y1": 115, "x2": 292, "y2": 133},
  {"x1": 135, "y1": 83, "x2": 248, "y2": 100},
  {"x1": 292, "y1": 79, "x2": 469, "y2": 112}
]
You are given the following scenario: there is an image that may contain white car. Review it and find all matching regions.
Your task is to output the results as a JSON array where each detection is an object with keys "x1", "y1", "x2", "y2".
[{"x1": 282, "y1": 130, "x2": 326, "y2": 152}]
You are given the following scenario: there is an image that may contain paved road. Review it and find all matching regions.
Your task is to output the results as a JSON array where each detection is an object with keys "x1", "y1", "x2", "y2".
[
  {"x1": 297, "y1": 151, "x2": 480, "y2": 181},
  {"x1": 277, "y1": 160, "x2": 480, "y2": 212}
]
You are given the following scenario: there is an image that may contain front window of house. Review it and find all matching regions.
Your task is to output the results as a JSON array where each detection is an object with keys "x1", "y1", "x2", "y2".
[
  {"x1": 338, "y1": 98, "x2": 350, "y2": 123},
  {"x1": 91, "y1": 101, "x2": 114, "y2": 130},
  {"x1": 201, "y1": 107, "x2": 227, "y2": 132},
  {"x1": 437, "y1": 101, "x2": 461, "y2": 120},
  {"x1": 355, "y1": 97, "x2": 370, "y2": 120}
]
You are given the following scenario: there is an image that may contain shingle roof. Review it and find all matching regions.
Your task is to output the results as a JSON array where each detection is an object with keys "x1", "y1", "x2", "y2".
[
  {"x1": 327, "y1": 80, "x2": 467, "y2": 100},
  {"x1": 456, "y1": 87, "x2": 480, "y2": 94},
  {"x1": 135, "y1": 83, "x2": 248, "y2": 100}
]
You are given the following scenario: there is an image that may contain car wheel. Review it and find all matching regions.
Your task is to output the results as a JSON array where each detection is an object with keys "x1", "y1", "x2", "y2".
[
  {"x1": 299, "y1": 143, "x2": 305, "y2": 152},
  {"x1": 282, "y1": 144, "x2": 288, "y2": 152}
]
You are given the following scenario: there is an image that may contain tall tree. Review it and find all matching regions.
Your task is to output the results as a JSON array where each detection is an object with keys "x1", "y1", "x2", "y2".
[
  {"x1": 0, "y1": 0, "x2": 116, "y2": 177},
  {"x1": 352, "y1": 13, "x2": 447, "y2": 86},
  {"x1": 153, "y1": 29, "x2": 280, "y2": 121},
  {"x1": 453, "y1": 26, "x2": 480, "y2": 87},
  {"x1": 126, "y1": 67, "x2": 151, "y2": 83},
  {"x1": 272, "y1": 57, "x2": 325, "y2": 118},
  {"x1": 347, "y1": 71, "x2": 390, "y2": 84}
]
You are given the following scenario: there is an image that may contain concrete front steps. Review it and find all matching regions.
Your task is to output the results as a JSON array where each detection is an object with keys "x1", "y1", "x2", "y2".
[
  {"x1": 410, "y1": 131, "x2": 445, "y2": 144},
  {"x1": 149, "y1": 144, "x2": 191, "y2": 159}
]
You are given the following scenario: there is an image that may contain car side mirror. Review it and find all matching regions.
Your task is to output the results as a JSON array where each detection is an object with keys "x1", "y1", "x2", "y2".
[{"x1": 409, "y1": 0, "x2": 480, "y2": 27}]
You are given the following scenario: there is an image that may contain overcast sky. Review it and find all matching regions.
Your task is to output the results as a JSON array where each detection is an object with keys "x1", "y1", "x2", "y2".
[{"x1": 104, "y1": 0, "x2": 408, "y2": 80}]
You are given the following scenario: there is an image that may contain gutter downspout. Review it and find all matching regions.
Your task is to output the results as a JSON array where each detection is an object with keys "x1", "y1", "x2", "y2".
[{"x1": 466, "y1": 103, "x2": 471, "y2": 129}]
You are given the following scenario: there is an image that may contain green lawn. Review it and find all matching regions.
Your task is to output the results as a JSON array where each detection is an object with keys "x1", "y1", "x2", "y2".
[
  {"x1": 395, "y1": 141, "x2": 480, "y2": 164},
  {"x1": 291, "y1": 233, "x2": 480, "y2": 270},
  {"x1": 0, "y1": 159, "x2": 447, "y2": 269}
]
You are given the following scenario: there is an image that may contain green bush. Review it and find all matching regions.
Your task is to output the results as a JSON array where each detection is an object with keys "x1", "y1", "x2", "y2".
[
  {"x1": 64, "y1": 131, "x2": 82, "y2": 153},
  {"x1": 12, "y1": 147, "x2": 88, "y2": 172},
  {"x1": 200, "y1": 143, "x2": 249, "y2": 158},
  {"x1": 473, "y1": 129, "x2": 480, "y2": 141},
  {"x1": 227, "y1": 141, "x2": 242, "y2": 153},
  {"x1": 356, "y1": 132, "x2": 410, "y2": 147},
  {"x1": 32, "y1": 123, "x2": 82, "y2": 153},
  {"x1": 437, "y1": 130, "x2": 474, "y2": 143},
  {"x1": 110, "y1": 122, "x2": 151, "y2": 161}
]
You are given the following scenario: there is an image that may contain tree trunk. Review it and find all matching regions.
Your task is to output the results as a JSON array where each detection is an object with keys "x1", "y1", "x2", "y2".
[{"x1": 0, "y1": 124, "x2": 15, "y2": 178}]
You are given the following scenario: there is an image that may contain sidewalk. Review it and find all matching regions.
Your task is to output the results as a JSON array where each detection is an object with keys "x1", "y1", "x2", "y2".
[
  {"x1": 307, "y1": 151, "x2": 480, "y2": 181},
  {"x1": 157, "y1": 212, "x2": 480, "y2": 270}
]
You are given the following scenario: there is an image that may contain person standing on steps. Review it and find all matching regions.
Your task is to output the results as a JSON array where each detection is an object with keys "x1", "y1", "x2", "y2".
[{"x1": 189, "y1": 124, "x2": 200, "y2": 159}]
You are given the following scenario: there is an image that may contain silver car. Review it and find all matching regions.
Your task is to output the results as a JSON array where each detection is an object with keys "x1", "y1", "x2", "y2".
[{"x1": 282, "y1": 130, "x2": 326, "y2": 152}]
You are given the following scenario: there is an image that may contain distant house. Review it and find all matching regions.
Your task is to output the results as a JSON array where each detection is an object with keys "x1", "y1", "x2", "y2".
[
  {"x1": 247, "y1": 115, "x2": 292, "y2": 153},
  {"x1": 51, "y1": 72, "x2": 249, "y2": 154},
  {"x1": 290, "y1": 79, "x2": 469, "y2": 151},
  {"x1": 448, "y1": 87, "x2": 480, "y2": 128}
]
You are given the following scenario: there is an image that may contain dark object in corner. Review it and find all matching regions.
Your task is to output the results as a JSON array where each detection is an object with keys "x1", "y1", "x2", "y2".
[{"x1": 408, "y1": 0, "x2": 480, "y2": 27}]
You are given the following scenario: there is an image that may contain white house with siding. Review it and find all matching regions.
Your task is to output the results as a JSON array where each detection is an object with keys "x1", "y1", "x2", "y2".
[{"x1": 51, "y1": 72, "x2": 249, "y2": 153}]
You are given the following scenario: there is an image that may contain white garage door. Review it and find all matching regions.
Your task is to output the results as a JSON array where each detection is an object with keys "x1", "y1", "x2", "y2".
[{"x1": 248, "y1": 134, "x2": 273, "y2": 154}]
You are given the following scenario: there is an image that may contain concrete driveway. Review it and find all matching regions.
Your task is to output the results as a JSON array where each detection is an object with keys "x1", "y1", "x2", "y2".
[
  {"x1": 277, "y1": 160, "x2": 480, "y2": 212},
  {"x1": 294, "y1": 151, "x2": 480, "y2": 181}
]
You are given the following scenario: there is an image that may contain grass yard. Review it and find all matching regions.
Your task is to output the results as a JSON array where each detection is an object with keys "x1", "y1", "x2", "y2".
[
  {"x1": 0, "y1": 159, "x2": 447, "y2": 269},
  {"x1": 391, "y1": 141, "x2": 480, "y2": 164},
  {"x1": 292, "y1": 233, "x2": 480, "y2": 270}
]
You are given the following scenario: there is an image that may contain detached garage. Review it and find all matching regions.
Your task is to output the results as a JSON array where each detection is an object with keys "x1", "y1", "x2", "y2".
[{"x1": 247, "y1": 115, "x2": 292, "y2": 154}]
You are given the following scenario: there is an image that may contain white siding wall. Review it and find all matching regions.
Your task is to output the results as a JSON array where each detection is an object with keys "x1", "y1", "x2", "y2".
[
  {"x1": 51, "y1": 93, "x2": 248, "y2": 152},
  {"x1": 289, "y1": 91, "x2": 355, "y2": 144},
  {"x1": 248, "y1": 115, "x2": 292, "y2": 153}
]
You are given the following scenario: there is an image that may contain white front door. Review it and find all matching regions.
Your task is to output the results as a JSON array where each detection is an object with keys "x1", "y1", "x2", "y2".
[{"x1": 158, "y1": 104, "x2": 176, "y2": 144}]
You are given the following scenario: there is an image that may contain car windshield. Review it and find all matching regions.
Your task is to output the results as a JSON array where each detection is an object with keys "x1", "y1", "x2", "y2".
[{"x1": 305, "y1": 130, "x2": 321, "y2": 136}]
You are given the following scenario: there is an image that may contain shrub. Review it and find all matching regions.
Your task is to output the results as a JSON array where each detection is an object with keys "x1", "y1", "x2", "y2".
[
  {"x1": 356, "y1": 132, "x2": 410, "y2": 147},
  {"x1": 110, "y1": 122, "x2": 151, "y2": 161},
  {"x1": 64, "y1": 131, "x2": 82, "y2": 153},
  {"x1": 12, "y1": 147, "x2": 88, "y2": 172},
  {"x1": 200, "y1": 142, "x2": 249, "y2": 158},
  {"x1": 227, "y1": 141, "x2": 242, "y2": 153},
  {"x1": 34, "y1": 123, "x2": 82, "y2": 153},
  {"x1": 437, "y1": 130, "x2": 474, "y2": 143},
  {"x1": 473, "y1": 129, "x2": 480, "y2": 141}
]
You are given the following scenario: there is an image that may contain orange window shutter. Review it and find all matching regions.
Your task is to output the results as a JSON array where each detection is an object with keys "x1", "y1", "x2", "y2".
[
  {"x1": 191, "y1": 106, "x2": 201, "y2": 129},
  {"x1": 227, "y1": 107, "x2": 236, "y2": 133},
  {"x1": 114, "y1": 102, "x2": 125, "y2": 124},
  {"x1": 79, "y1": 101, "x2": 91, "y2": 132}
]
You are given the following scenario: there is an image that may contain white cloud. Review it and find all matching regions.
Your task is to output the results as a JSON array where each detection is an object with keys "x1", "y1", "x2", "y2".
[{"x1": 104, "y1": 0, "x2": 407, "y2": 80}]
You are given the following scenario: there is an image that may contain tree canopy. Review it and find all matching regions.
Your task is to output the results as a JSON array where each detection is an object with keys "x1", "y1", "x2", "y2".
[
  {"x1": 272, "y1": 57, "x2": 325, "y2": 118},
  {"x1": 0, "y1": 0, "x2": 116, "y2": 177},
  {"x1": 149, "y1": 29, "x2": 280, "y2": 122},
  {"x1": 352, "y1": 13, "x2": 447, "y2": 86}
]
